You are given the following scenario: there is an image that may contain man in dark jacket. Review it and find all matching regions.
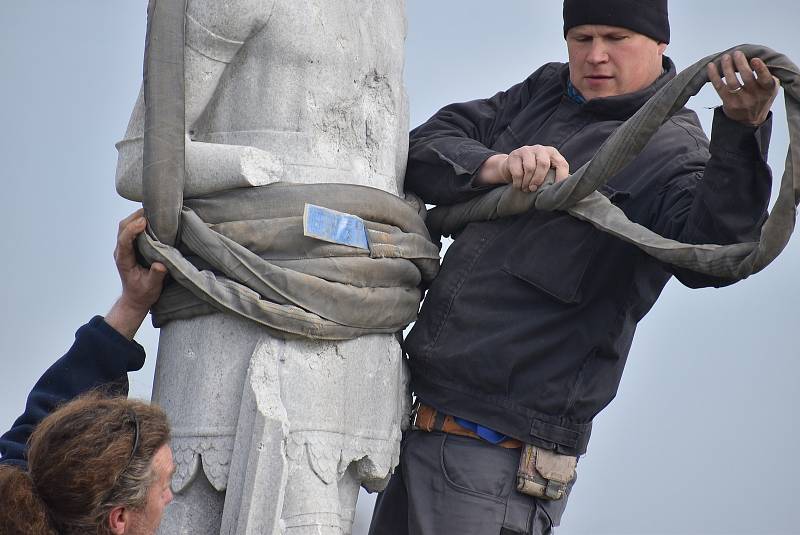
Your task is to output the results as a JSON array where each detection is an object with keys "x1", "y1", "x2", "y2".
[{"x1": 369, "y1": 0, "x2": 779, "y2": 533}]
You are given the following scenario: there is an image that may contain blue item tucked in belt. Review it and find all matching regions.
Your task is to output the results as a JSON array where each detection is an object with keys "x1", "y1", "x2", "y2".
[{"x1": 453, "y1": 417, "x2": 511, "y2": 445}]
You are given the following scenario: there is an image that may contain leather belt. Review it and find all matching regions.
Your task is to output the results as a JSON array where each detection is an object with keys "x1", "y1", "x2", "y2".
[{"x1": 411, "y1": 403, "x2": 523, "y2": 449}]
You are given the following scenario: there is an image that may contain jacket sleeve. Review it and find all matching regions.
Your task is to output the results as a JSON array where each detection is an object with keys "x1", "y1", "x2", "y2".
[
  {"x1": 0, "y1": 316, "x2": 146, "y2": 468},
  {"x1": 405, "y1": 66, "x2": 551, "y2": 205},
  {"x1": 649, "y1": 108, "x2": 773, "y2": 288}
]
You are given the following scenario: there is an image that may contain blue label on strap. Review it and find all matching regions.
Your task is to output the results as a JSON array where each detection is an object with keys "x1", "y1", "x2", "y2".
[{"x1": 303, "y1": 204, "x2": 370, "y2": 250}]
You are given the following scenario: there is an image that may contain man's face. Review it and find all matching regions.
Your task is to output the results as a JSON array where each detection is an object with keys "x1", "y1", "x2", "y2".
[
  {"x1": 566, "y1": 24, "x2": 667, "y2": 100},
  {"x1": 126, "y1": 445, "x2": 175, "y2": 535}
]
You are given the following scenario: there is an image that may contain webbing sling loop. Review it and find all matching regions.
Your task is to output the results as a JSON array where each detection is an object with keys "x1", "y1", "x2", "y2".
[
  {"x1": 142, "y1": 0, "x2": 186, "y2": 247},
  {"x1": 137, "y1": 0, "x2": 439, "y2": 340},
  {"x1": 138, "y1": 3, "x2": 798, "y2": 339},
  {"x1": 428, "y1": 44, "x2": 800, "y2": 281}
]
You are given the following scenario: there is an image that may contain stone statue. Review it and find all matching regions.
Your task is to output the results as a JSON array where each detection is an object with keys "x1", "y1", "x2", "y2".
[{"x1": 115, "y1": 1, "x2": 409, "y2": 533}]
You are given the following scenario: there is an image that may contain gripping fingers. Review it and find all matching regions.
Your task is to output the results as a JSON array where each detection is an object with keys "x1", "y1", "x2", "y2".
[
  {"x1": 507, "y1": 153, "x2": 525, "y2": 190},
  {"x1": 117, "y1": 208, "x2": 144, "y2": 240},
  {"x1": 534, "y1": 147, "x2": 570, "y2": 187},
  {"x1": 551, "y1": 151, "x2": 570, "y2": 182},
  {"x1": 721, "y1": 53, "x2": 742, "y2": 90},
  {"x1": 507, "y1": 146, "x2": 570, "y2": 192},
  {"x1": 529, "y1": 151, "x2": 551, "y2": 191},
  {"x1": 733, "y1": 51, "x2": 755, "y2": 86},
  {"x1": 520, "y1": 150, "x2": 538, "y2": 192},
  {"x1": 115, "y1": 210, "x2": 147, "y2": 269},
  {"x1": 707, "y1": 61, "x2": 724, "y2": 93},
  {"x1": 752, "y1": 58, "x2": 778, "y2": 92}
]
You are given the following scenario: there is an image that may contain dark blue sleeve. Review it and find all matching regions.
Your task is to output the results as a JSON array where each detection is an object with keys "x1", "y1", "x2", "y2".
[
  {"x1": 650, "y1": 108, "x2": 773, "y2": 288},
  {"x1": 0, "y1": 316, "x2": 146, "y2": 468}
]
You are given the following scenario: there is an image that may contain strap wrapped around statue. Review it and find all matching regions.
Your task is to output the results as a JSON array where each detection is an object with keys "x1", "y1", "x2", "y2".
[
  {"x1": 428, "y1": 44, "x2": 800, "y2": 281},
  {"x1": 137, "y1": 184, "x2": 440, "y2": 339},
  {"x1": 136, "y1": 0, "x2": 439, "y2": 340},
  {"x1": 138, "y1": 20, "x2": 798, "y2": 339}
]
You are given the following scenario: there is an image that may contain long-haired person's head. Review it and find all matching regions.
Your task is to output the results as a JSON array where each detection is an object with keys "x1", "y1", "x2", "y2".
[{"x1": 0, "y1": 394, "x2": 173, "y2": 535}]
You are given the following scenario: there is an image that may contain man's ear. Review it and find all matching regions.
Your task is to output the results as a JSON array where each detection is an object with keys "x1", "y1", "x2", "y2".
[
  {"x1": 108, "y1": 506, "x2": 129, "y2": 535},
  {"x1": 657, "y1": 42, "x2": 668, "y2": 56}
]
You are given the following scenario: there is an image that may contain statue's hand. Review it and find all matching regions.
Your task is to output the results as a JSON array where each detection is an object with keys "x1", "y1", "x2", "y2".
[
  {"x1": 183, "y1": 140, "x2": 283, "y2": 197},
  {"x1": 238, "y1": 146, "x2": 283, "y2": 187}
]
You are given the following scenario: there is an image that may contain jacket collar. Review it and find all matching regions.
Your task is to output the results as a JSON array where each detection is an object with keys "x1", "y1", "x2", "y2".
[{"x1": 561, "y1": 57, "x2": 676, "y2": 120}]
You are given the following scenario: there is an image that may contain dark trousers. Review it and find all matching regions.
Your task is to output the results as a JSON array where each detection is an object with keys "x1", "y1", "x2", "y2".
[{"x1": 368, "y1": 430, "x2": 573, "y2": 535}]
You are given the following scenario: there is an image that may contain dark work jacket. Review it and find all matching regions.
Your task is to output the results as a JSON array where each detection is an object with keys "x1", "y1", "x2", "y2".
[
  {"x1": 403, "y1": 59, "x2": 772, "y2": 456},
  {"x1": 0, "y1": 316, "x2": 146, "y2": 469}
]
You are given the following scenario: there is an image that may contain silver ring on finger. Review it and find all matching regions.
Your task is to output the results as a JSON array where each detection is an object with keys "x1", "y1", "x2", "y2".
[{"x1": 727, "y1": 85, "x2": 744, "y2": 94}]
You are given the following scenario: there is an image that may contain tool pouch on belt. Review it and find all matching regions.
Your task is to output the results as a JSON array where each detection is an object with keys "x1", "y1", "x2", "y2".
[{"x1": 516, "y1": 444, "x2": 577, "y2": 500}]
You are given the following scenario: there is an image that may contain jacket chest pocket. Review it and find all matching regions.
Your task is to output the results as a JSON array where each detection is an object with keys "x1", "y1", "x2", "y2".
[
  {"x1": 501, "y1": 210, "x2": 602, "y2": 304},
  {"x1": 500, "y1": 185, "x2": 630, "y2": 304}
]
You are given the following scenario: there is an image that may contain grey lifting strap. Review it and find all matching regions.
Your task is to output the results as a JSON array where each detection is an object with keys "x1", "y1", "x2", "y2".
[
  {"x1": 142, "y1": 0, "x2": 185, "y2": 248},
  {"x1": 138, "y1": 3, "x2": 798, "y2": 339},
  {"x1": 139, "y1": 185, "x2": 441, "y2": 340},
  {"x1": 137, "y1": 0, "x2": 439, "y2": 340},
  {"x1": 428, "y1": 44, "x2": 800, "y2": 281}
]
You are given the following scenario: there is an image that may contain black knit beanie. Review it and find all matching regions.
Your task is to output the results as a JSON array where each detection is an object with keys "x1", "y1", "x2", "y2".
[{"x1": 563, "y1": 0, "x2": 670, "y2": 43}]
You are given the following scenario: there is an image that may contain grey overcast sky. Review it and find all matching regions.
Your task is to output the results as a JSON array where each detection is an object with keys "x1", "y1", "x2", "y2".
[{"x1": 2, "y1": 2, "x2": 799, "y2": 534}]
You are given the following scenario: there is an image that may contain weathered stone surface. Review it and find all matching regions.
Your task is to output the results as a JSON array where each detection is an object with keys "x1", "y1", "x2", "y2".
[
  {"x1": 117, "y1": 1, "x2": 409, "y2": 533},
  {"x1": 116, "y1": 0, "x2": 408, "y2": 202}
]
